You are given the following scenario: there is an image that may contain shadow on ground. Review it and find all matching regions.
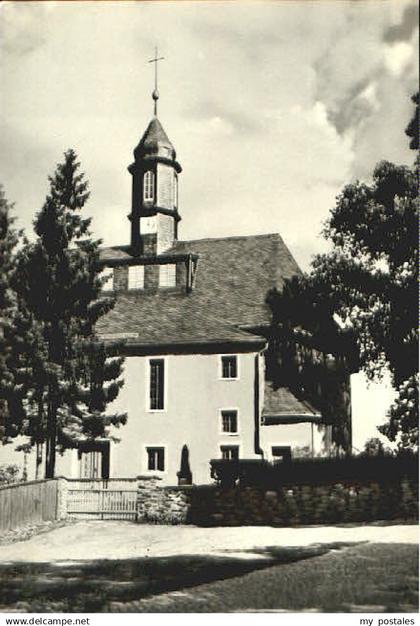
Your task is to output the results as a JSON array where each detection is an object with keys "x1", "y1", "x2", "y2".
[
  {"x1": 112, "y1": 543, "x2": 418, "y2": 614},
  {"x1": 0, "y1": 542, "x2": 354, "y2": 612}
]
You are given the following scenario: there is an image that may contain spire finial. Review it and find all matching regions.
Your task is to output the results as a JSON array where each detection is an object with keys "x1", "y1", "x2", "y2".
[{"x1": 148, "y1": 46, "x2": 165, "y2": 117}]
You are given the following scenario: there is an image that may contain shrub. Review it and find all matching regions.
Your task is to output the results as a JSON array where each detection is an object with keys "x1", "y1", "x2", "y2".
[
  {"x1": 0, "y1": 464, "x2": 21, "y2": 485},
  {"x1": 210, "y1": 454, "x2": 418, "y2": 489}
]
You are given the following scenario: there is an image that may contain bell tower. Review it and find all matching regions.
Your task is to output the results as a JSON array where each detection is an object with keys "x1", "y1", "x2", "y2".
[{"x1": 128, "y1": 49, "x2": 182, "y2": 255}]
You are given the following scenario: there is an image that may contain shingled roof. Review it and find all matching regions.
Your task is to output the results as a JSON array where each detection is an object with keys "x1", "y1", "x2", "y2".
[
  {"x1": 133, "y1": 117, "x2": 178, "y2": 162},
  {"x1": 262, "y1": 382, "x2": 321, "y2": 424},
  {"x1": 97, "y1": 233, "x2": 301, "y2": 351}
]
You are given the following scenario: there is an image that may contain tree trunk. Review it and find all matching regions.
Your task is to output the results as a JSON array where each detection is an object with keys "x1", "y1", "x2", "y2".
[
  {"x1": 35, "y1": 396, "x2": 44, "y2": 479},
  {"x1": 45, "y1": 323, "x2": 59, "y2": 479},
  {"x1": 35, "y1": 442, "x2": 43, "y2": 479},
  {"x1": 45, "y1": 395, "x2": 57, "y2": 479}
]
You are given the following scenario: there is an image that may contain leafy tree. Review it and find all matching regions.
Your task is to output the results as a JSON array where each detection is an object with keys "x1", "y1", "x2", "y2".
[
  {"x1": 266, "y1": 278, "x2": 357, "y2": 456},
  {"x1": 269, "y1": 93, "x2": 419, "y2": 452},
  {"x1": 405, "y1": 92, "x2": 419, "y2": 150},
  {"x1": 14, "y1": 150, "x2": 127, "y2": 478},
  {"x1": 360, "y1": 437, "x2": 392, "y2": 457}
]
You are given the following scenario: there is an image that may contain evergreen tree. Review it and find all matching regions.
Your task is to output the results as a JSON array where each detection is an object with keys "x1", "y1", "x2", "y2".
[
  {"x1": 0, "y1": 186, "x2": 22, "y2": 436},
  {"x1": 0, "y1": 188, "x2": 45, "y2": 475},
  {"x1": 15, "y1": 150, "x2": 127, "y2": 478}
]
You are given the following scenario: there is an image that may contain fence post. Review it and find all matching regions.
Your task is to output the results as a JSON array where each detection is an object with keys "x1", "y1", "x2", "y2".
[{"x1": 56, "y1": 477, "x2": 68, "y2": 520}]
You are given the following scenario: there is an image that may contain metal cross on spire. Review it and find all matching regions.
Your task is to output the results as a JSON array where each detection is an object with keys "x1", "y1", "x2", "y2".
[{"x1": 148, "y1": 47, "x2": 165, "y2": 116}]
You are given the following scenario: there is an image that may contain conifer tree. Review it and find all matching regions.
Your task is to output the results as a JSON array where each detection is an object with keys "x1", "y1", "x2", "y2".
[
  {"x1": 15, "y1": 150, "x2": 126, "y2": 478},
  {"x1": 0, "y1": 186, "x2": 23, "y2": 436},
  {"x1": 0, "y1": 187, "x2": 45, "y2": 475}
]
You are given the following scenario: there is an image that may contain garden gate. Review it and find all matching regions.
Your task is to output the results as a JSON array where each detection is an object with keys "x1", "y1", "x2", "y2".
[{"x1": 66, "y1": 479, "x2": 138, "y2": 520}]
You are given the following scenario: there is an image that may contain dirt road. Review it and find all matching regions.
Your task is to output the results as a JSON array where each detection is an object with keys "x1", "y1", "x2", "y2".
[{"x1": 0, "y1": 520, "x2": 417, "y2": 563}]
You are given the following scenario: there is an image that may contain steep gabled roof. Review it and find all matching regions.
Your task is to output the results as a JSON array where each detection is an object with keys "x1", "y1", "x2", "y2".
[
  {"x1": 169, "y1": 234, "x2": 301, "y2": 328},
  {"x1": 98, "y1": 233, "x2": 301, "y2": 350}
]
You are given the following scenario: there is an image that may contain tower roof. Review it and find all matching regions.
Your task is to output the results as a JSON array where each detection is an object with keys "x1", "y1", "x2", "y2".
[{"x1": 134, "y1": 117, "x2": 177, "y2": 162}]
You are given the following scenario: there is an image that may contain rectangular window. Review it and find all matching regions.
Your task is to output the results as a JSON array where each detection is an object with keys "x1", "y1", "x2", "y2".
[
  {"x1": 221, "y1": 355, "x2": 238, "y2": 379},
  {"x1": 221, "y1": 410, "x2": 238, "y2": 434},
  {"x1": 272, "y1": 446, "x2": 292, "y2": 463},
  {"x1": 101, "y1": 267, "x2": 114, "y2": 292},
  {"x1": 159, "y1": 264, "x2": 176, "y2": 288},
  {"x1": 128, "y1": 265, "x2": 144, "y2": 290},
  {"x1": 221, "y1": 445, "x2": 239, "y2": 461},
  {"x1": 147, "y1": 447, "x2": 165, "y2": 471},
  {"x1": 149, "y1": 358, "x2": 165, "y2": 410},
  {"x1": 143, "y1": 171, "x2": 155, "y2": 201}
]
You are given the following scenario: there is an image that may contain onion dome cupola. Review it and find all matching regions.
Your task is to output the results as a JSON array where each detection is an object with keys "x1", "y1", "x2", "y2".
[{"x1": 128, "y1": 52, "x2": 182, "y2": 255}]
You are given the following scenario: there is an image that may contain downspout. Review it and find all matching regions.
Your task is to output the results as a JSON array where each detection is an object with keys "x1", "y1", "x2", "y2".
[
  {"x1": 254, "y1": 352, "x2": 264, "y2": 458},
  {"x1": 311, "y1": 422, "x2": 314, "y2": 457}
]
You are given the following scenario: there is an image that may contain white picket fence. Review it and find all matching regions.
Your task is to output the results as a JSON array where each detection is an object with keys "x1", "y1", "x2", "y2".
[{"x1": 66, "y1": 478, "x2": 138, "y2": 520}]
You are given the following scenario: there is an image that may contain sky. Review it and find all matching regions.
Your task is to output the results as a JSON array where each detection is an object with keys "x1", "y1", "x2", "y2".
[{"x1": 0, "y1": 0, "x2": 418, "y2": 450}]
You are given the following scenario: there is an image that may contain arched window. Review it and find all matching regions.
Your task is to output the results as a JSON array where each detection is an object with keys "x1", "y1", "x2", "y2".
[{"x1": 143, "y1": 171, "x2": 154, "y2": 201}]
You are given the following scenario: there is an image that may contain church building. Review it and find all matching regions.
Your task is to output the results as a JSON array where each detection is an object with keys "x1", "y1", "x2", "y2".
[
  {"x1": 66, "y1": 83, "x2": 340, "y2": 485},
  {"x1": 5, "y1": 71, "x2": 352, "y2": 485}
]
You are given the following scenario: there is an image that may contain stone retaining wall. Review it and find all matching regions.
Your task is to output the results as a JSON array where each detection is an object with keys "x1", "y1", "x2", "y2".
[
  {"x1": 136, "y1": 478, "x2": 418, "y2": 527},
  {"x1": 137, "y1": 479, "x2": 190, "y2": 524},
  {"x1": 56, "y1": 478, "x2": 68, "y2": 520}
]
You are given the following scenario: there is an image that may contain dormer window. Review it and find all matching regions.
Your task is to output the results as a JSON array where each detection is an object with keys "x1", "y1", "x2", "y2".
[
  {"x1": 101, "y1": 267, "x2": 114, "y2": 292},
  {"x1": 143, "y1": 171, "x2": 154, "y2": 201},
  {"x1": 128, "y1": 265, "x2": 144, "y2": 290},
  {"x1": 159, "y1": 264, "x2": 176, "y2": 288}
]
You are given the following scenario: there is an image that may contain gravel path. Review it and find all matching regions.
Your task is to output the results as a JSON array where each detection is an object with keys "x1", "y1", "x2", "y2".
[{"x1": 0, "y1": 521, "x2": 417, "y2": 563}]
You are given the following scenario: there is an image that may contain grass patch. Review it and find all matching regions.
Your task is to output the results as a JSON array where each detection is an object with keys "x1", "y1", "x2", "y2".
[{"x1": 255, "y1": 542, "x2": 419, "y2": 613}]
